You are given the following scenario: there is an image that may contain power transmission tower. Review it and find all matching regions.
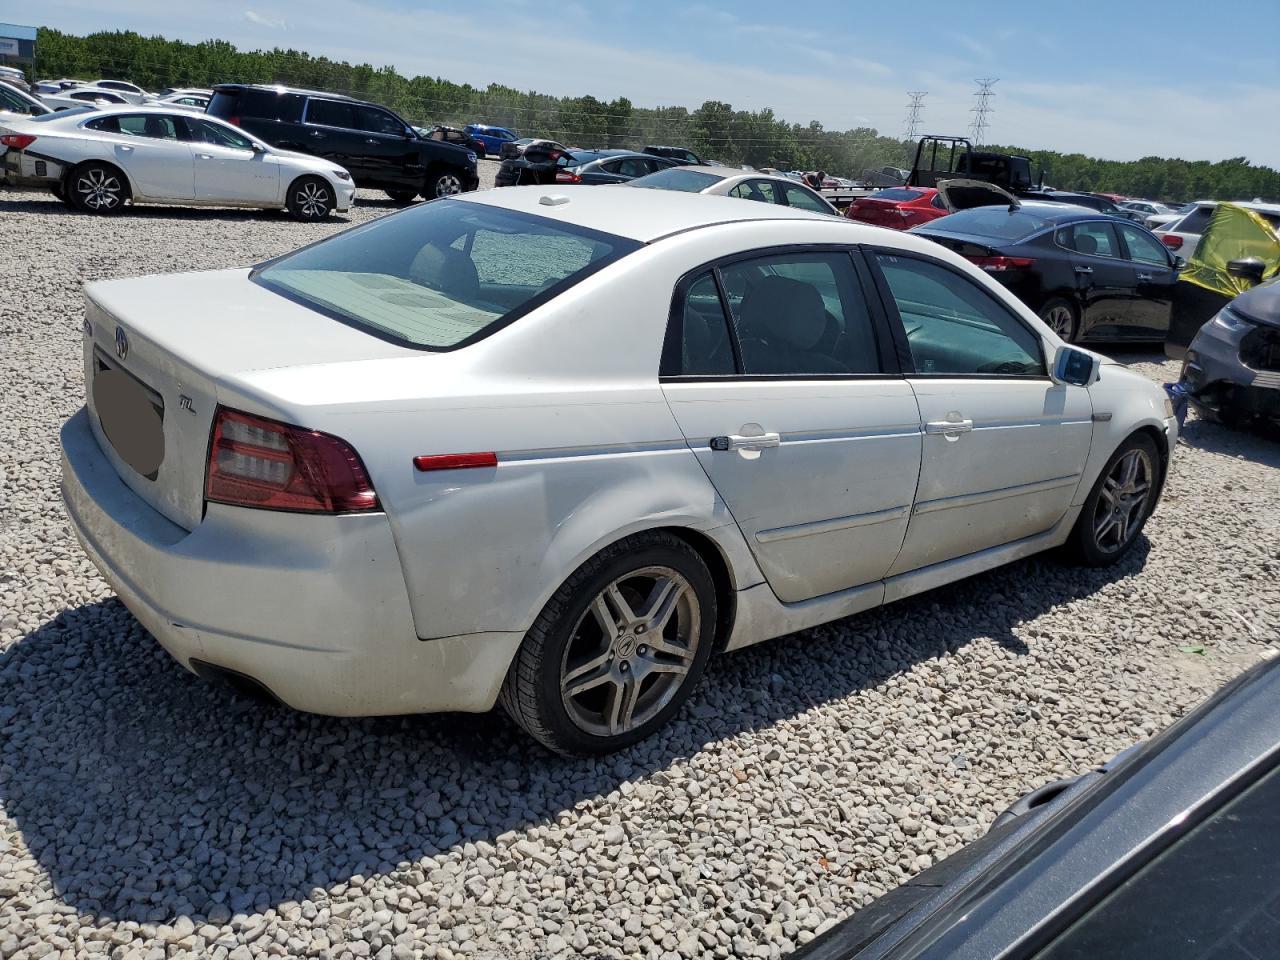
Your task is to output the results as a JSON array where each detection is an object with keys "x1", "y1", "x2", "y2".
[
  {"x1": 902, "y1": 91, "x2": 927, "y2": 142},
  {"x1": 969, "y1": 78, "x2": 998, "y2": 145}
]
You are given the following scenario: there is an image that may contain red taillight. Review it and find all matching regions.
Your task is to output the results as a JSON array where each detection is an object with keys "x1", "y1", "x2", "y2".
[
  {"x1": 967, "y1": 255, "x2": 1036, "y2": 272},
  {"x1": 555, "y1": 170, "x2": 581, "y2": 184},
  {"x1": 205, "y1": 407, "x2": 378, "y2": 514},
  {"x1": 0, "y1": 134, "x2": 36, "y2": 149},
  {"x1": 1161, "y1": 234, "x2": 1183, "y2": 250},
  {"x1": 413, "y1": 452, "x2": 498, "y2": 472}
]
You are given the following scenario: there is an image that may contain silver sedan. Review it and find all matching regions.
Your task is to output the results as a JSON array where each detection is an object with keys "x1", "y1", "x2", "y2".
[{"x1": 625, "y1": 164, "x2": 840, "y2": 215}]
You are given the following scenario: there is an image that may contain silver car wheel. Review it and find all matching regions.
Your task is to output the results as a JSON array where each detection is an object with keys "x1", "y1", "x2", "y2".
[
  {"x1": 295, "y1": 181, "x2": 330, "y2": 219},
  {"x1": 434, "y1": 173, "x2": 463, "y2": 197},
  {"x1": 1092, "y1": 448, "x2": 1153, "y2": 553},
  {"x1": 76, "y1": 168, "x2": 122, "y2": 210},
  {"x1": 559, "y1": 566, "x2": 700, "y2": 737},
  {"x1": 1043, "y1": 304, "x2": 1075, "y2": 340}
]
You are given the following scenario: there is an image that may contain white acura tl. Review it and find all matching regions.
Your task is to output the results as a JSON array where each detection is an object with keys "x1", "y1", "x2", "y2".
[
  {"x1": 61, "y1": 187, "x2": 1177, "y2": 754},
  {"x1": 2, "y1": 105, "x2": 353, "y2": 219}
]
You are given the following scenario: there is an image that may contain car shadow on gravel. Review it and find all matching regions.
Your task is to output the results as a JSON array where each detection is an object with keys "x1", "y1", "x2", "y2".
[
  {"x1": 0, "y1": 196, "x2": 354, "y2": 225},
  {"x1": 0, "y1": 540, "x2": 1148, "y2": 924}
]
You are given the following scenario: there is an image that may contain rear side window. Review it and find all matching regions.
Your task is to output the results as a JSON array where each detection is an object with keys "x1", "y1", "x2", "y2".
[
  {"x1": 674, "y1": 273, "x2": 735, "y2": 376},
  {"x1": 209, "y1": 89, "x2": 304, "y2": 122},
  {"x1": 307, "y1": 99, "x2": 357, "y2": 129},
  {"x1": 254, "y1": 200, "x2": 641, "y2": 350},
  {"x1": 1067, "y1": 221, "x2": 1120, "y2": 258},
  {"x1": 875, "y1": 253, "x2": 1044, "y2": 376},
  {"x1": 729, "y1": 180, "x2": 780, "y2": 204}
]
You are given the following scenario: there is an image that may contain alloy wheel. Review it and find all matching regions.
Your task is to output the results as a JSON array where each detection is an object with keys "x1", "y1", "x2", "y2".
[
  {"x1": 295, "y1": 181, "x2": 330, "y2": 219},
  {"x1": 1044, "y1": 305, "x2": 1075, "y2": 340},
  {"x1": 559, "y1": 566, "x2": 701, "y2": 737},
  {"x1": 1092, "y1": 448, "x2": 1153, "y2": 553},
  {"x1": 434, "y1": 174, "x2": 463, "y2": 197},
  {"x1": 76, "y1": 169, "x2": 122, "y2": 210}
]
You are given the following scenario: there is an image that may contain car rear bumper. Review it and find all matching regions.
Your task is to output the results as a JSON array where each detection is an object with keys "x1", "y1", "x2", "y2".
[
  {"x1": 60, "y1": 406, "x2": 521, "y2": 716},
  {"x1": 3, "y1": 149, "x2": 65, "y2": 188}
]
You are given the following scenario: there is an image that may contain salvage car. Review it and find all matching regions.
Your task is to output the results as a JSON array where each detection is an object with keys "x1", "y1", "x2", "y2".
[
  {"x1": 60, "y1": 187, "x2": 1177, "y2": 756},
  {"x1": 796, "y1": 654, "x2": 1280, "y2": 960},
  {"x1": 844, "y1": 187, "x2": 947, "y2": 230},
  {"x1": 551, "y1": 149, "x2": 679, "y2": 184},
  {"x1": 625, "y1": 164, "x2": 838, "y2": 214},
  {"x1": 1, "y1": 106, "x2": 354, "y2": 219},
  {"x1": 913, "y1": 184, "x2": 1182, "y2": 343}
]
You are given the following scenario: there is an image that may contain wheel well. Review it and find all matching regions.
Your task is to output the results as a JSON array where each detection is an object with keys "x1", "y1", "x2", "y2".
[
  {"x1": 1131, "y1": 424, "x2": 1171, "y2": 502},
  {"x1": 66, "y1": 160, "x2": 133, "y2": 199},
  {"x1": 658, "y1": 527, "x2": 737, "y2": 654}
]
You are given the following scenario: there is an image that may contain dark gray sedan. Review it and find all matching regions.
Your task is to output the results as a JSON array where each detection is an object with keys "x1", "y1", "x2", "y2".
[{"x1": 798, "y1": 654, "x2": 1280, "y2": 960}]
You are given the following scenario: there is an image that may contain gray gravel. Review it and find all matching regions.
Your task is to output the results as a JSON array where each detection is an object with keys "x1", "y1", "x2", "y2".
[{"x1": 2, "y1": 167, "x2": 1279, "y2": 960}]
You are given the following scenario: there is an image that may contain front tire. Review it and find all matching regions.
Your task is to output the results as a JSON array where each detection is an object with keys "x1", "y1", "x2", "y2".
[
  {"x1": 69, "y1": 162, "x2": 129, "y2": 214},
  {"x1": 499, "y1": 531, "x2": 718, "y2": 756},
  {"x1": 286, "y1": 176, "x2": 335, "y2": 221},
  {"x1": 1068, "y1": 433, "x2": 1160, "y2": 566},
  {"x1": 1039, "y1": 298, "x2": 1079, "y2": 343},
  {"x1": 425, "y1": 169, "x2": 466, "y2": 199}
]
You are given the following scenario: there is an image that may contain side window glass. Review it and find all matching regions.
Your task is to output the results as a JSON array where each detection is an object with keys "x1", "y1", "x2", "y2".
[
  {"x1": 719, "y1": 252, "x2": 881, "y2": 375},
  {"x1": 186, "y1": 118, "x2": 253, "y2": 149},
  {"x1": 876, "y1": 254, "x2": 1045, "y2": 377},
  {"x1": 617, "y1": 158, "x2": 650, "y2": 177},
  {"x1": 1068, "y1": 221, "x2": 1119, "y2": 259},
  {"x1": 783, "y1": 184, "x2": 830, "y2": 213},
  {"x1": 731, "y1": 180, "x2": 779, "y2": 205},
  {"x1": 356, "y1": 106, "x2": 405, "y2": 136},
  {"x1": 307, "y1": 99, "x2": 357, "y2": 129},
  {"x1": 117, "y1": 114, "x2": 180, "y2": 140},
  {"x1": 673, "y1": 273, "x2": 735, "y2": 376},
  {"x1": 1119, "y1": 224, "x2": 1171, "y2": 265},
  {"x1": 86, "y1": 116, "x2": 121, "y2": 134}
]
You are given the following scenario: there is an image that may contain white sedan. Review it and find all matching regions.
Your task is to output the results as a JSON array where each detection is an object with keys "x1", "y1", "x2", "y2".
[
  {"x1": 1, "y1": 105, "x2": 354, "y2": 219},
  {"x1": 627, "y1": 163, "x2": 839, "y2": 215},
  {"x1": 60, "y1": 187, "x2": 1177, "y2": 755}
]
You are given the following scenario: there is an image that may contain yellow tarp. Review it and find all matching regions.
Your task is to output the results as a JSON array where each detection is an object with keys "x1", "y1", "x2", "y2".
[{"x1": 1180, "y1": 202, "x2": 1280, "y2": 298}]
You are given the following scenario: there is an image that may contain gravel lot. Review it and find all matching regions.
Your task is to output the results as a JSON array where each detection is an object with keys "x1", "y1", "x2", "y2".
[{"x1": 1, "y1": 166, "x2": 1278, "y2": 960}]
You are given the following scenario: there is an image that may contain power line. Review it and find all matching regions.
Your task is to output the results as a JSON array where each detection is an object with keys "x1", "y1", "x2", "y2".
[{"x1": 969, "y1": 78, "x2": 997, "y2": 146}]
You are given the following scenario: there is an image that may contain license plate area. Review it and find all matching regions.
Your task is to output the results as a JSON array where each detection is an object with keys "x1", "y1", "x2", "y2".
[{"x1": 92, "y1": 348, "x2": 165, "y2": 480}]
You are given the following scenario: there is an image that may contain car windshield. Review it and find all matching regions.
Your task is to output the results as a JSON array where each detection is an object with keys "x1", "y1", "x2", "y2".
[
  {"x1": 627, "y1": 168, "x2": 723, "y2": 192},
  {"x1": 923, "y1": 207, "x2": 1055, "y2": 241},
  {"x1": 254, "y1": 200, "x2": 641, "y2": 350}
]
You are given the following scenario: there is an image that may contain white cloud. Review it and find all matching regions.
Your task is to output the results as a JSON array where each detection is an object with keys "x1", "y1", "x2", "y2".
[{"x1": 243, "y1": 9, "x2": 287, "y2": 28}]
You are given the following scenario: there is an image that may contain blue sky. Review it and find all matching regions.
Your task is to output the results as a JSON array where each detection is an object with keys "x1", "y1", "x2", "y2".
[{"x1": 22, "y1": 0, "x2": 1280, "y2": 163}]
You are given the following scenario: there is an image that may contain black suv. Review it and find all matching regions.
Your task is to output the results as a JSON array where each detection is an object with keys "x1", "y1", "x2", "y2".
[
  {"x1": 208, "y1": 84, "x2": 479, "y2": 202},
  {"x1": 642, "y1": 145, "x2": 704, "y2": 166}
]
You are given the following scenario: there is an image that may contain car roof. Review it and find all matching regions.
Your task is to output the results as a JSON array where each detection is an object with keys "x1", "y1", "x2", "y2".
[
  {"x1": 211, "y1": 82, "x2": 360, "y2": 102},
  {"x1": 456, "y1": 184, "x2": 844, "y2": 242}
]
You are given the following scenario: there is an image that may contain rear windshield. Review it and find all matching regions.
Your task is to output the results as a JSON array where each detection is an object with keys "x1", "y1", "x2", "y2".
[
  {"x1": 628, "y1": 168, "x2": 723, "y2": 192},
  {"x1": 254, "y1": 199, "x2": 641, "y2": 350},
  {"x1": 923, "y1": 207, "x2": 1054, "y2": 241},
  {"x1": 32, "y1": 106, "x2": 93, "y2": 121},
  {"x1": 872, "y1": 188, "x2": 925, "y2": 202}
]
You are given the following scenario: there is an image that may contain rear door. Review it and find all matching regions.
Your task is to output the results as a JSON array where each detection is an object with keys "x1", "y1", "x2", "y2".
[
  {"x1": 869, "y1": 250, "x2": 1093, "y2": 574},
  {"x1": 183, "y1": 116, "x2": 278, "y2": 204},
  {"x1": 1056, "y1": 220, "x2": 1134, "y2": 338},
  {"x1": 660, "y1": 248, "x2": 923, "y2": 603},
  {"x1": 101, "y1": 113, "x2": 195, "y2": 200},
  {"x1": 1116, "y1": 222, "x2": 1178, "y2": 338}
]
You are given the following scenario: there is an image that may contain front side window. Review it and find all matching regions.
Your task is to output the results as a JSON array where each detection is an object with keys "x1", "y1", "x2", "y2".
[
  {"x1": 1117, "y1": 224, "x2": 1171, "y2": 265},
  {"x1": 183, "y1": 117, "x2": 254, "y2": 149},
  {"x1": 718, "y1": 252, "x2": 881, "y2": 375},
  {"x1": 307, "y1": 99, "x2": 357, "y2": 129},
  {"x1": 355, "y1": 106, "x2": 406, "y2": 136},
  {"x1": 875, "y1": 253, "x2": 1044, "y2": 376},
  {"x1": 782, "y1": 183, "x2": 832, "y2": 214},
  {"x1": 254, "y1": 200, "x2": 640, "y2": 350}
]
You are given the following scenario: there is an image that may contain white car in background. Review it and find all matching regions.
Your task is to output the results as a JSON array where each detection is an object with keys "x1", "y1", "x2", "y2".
[
  {"x1": 1, "y1": 105, "x2": 353, "y2": 219},
  {"x1": 60, "y1": 187, "x2": 1177, "y2": 755},
  {"x1": 625, "y1": 164, "x2": 839, "y2": 215},
  {"x1": 0, "y1": 80, "x2": 50, "y2": 119},
  {"x1": 80, "y1": 79, "x2": 155, "y2": 105},
  {"x1": 1155, "y1": 200, "x2": 1280, "y2": 259},
  {"x1": 41, "y1": 88, "x2": 132, "y2": 111},
  {"x1": 1118, "y1": 199, "x2": 1177, "y2": 226},
  {"x1": 153, "y1": 88, "x2": 212, "y2": 112}
]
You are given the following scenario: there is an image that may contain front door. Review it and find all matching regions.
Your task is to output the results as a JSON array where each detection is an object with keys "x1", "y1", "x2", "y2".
[
  {"x1": 1116, "y1": 221, "x2": 1178, "y2": 338},
  {"x1": 1058, "y1": 220, "x2": 1134, "y2": 339},
  {"x1": 110, "y1": 113, "x2": 194, "y2": 200},
  {"x1": 869, "y1": 250, "x2": 1094, "y2": 575},
  {"x1": 661, "y1": 249, "x2": 923, "y2": 603},
  {"x1": 301, "y1": 98, "x2": 365, "y2": 179},
  {"x1": 183, "y1": 117, "x2": 279, "y2": 204},
  {"x1": 353, "y1": 104, "x2": 420, "y2": 186}
]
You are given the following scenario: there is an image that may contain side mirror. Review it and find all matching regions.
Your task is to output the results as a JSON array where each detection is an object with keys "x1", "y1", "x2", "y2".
[
  {"x1": 251, "y1": 142, "x2": 266, "y2": 153},
  {"x1": 1172, "y1": 255, "x2": 1186, "y2": 270},
  {"x1": 1227, "y1": 257, "x2": 1266, "y2": 287},
  {"x1": 1052, "y1": 345, "x2": 1100, "y2": 387}
]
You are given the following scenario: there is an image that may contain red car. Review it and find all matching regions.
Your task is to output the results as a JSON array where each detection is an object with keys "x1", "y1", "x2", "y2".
[{"x1": 845, "y1": 186, "x2": 948, "y2": 230}]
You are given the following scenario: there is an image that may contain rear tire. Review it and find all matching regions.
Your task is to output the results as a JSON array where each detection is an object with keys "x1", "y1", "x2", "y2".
[
  {"x1": 69, "y1": 162, "x2": 129, "y2": 214},
  {"x1": 1039, "y1": 298, "x2": 1079, "y2": 343},
  {"x1": 425, "y1": 169, "x2": 466, "y2": 199},
  {"x1": 385, "y1": 188, "x2": 418, "y2": 205},
  {"x1": 499, "y1": 531, "x2": 718, "y2": 756},
  {"x1": 1068, "y1": 433, "x2": 1160, "y2": 566},
  {"x1": 286, "y1": 176, "x2": 335, "y2": 221}
]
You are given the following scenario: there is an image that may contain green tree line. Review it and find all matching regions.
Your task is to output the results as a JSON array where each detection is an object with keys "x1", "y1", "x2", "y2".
[{"x1": 26, "y1": 27, "x2": 1279, "y2": 201}]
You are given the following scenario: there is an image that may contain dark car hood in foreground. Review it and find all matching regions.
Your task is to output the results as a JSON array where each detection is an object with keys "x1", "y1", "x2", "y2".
[{"x1": 1229, "y1": 277, "x2": 1280, "y2": 329}]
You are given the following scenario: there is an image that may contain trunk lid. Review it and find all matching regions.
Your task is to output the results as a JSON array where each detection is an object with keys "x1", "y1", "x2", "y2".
[
  {"x1": 82, "y1": 268, "x2": 418, "y2": 531},
  {"x1": 936, "y1": 177, "x2": 1021, "y2": 212}
]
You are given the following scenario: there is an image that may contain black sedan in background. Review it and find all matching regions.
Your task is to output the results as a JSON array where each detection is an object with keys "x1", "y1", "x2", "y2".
[
  {"x1": 496, "y1": 148, "x2": 677, "y2": 187},
  {"x1": 911, "y1": 203, "x2": 1183, "y2": 343},
  {"x1": 798, "y1": 654, "x2": 1280, "y2": 960}
]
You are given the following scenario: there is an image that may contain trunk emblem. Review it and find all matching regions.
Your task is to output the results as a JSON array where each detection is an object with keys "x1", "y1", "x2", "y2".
[
  {"x1": 114, "y1": 326, "x2": 129, "y2": 361},
  {"x1": 179, "y1": 395, "x2": 196, "y2": 415}
]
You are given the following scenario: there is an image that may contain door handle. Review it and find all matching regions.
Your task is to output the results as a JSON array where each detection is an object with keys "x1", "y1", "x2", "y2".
[
  {"x1": 197, "y1": 153, "x2": 212, "y2": 160},
  {"x1": 365, "y1": 138, "x2": 378, "y2": 144},
  {"x1": 925, "y1": 418, "x2": 974, "y2": 436},
  {"x1": 309, "y1": 130, "x2": 324, "y2": 138},
  {"x1": 1136, "y1": 272, "x2": 1153, "y2": 281},
  {"x1": 709, "y1": 432, "x2": 781, "y2": 452},
  {"x1": 1074, "y1": 266, "x2": 1093, "y2": 274}
]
